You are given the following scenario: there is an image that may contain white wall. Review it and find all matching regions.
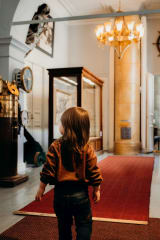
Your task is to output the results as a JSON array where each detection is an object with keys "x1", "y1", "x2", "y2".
[
  {"x1": 42, "y1": 69, "x2": 49, "y2": 152},
  {"x1": 147, "y1": 18, "x2": 160, "y2": 75},
  {"x1": 154, "y1": 75, "x2": 160, "y2": 135},
  {"x1": 68, "y1": 22, "x2": 110, "y2": 150},
  {"x1": 146, "y1": 18, "x2": 160, "y2": 150},
  {"x1": 0, "y1": 0, "x2": 111, "y2": 154},
  {"x1": 0, "y1": 0, "x2": 19, "y2": 37},
  {"x1": 68, "y1": 22, "x2": 109, "y2": 76},
  {"x1": 11, "y1": 0, "x2": 69, "y2": 69},
  {"x1": 24, "y1": 21, "x2": 69, "y2": 152},
  {"x1": 10, "y1": 0, "x2": 69, "y2": 153},
  {"x1": 0, "y1": 0, "x2": 70, "y2": 170},
  {"x1": 10, "y1": 0, "x2": 69, "y2": 42},
  {"x1": 25, "y1": 22, "x2": 69, "y2": 68},
  {"x1": 26, "y1": 21, "x2": 111, "y2": 151}
]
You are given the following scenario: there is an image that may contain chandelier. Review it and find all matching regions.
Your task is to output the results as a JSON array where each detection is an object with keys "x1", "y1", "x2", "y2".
[{"x1": 95, "y1": 2, "x2": 144, "y2": 59}]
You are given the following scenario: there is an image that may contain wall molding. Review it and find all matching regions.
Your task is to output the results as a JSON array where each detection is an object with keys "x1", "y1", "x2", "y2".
[
  {"x1": 66, "y1": 14, "x2": 160, "y2": 26},
  {"x1": 147, "y1": 14, "x2": 160, "y2": 19},
  {"x1": 0, "y1": 37, "x2": 30, "y2": 54},
  {"x1": 58, "y1": 0, "x2": 75, "y2": 16},
  {"x1": 67, "y1": 17, "x2": 112, "y2": 26},
  {"x1": 0, "y1": 55, "x2": 24, "y2": 64},
  {"x1": 141, "y1": 16, "x2": 147, "y2": 151}
]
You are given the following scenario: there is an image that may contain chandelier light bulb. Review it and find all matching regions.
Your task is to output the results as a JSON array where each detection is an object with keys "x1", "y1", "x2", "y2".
[
  {"x1": 108, "y1": 36, "x2": 114, "y2": 42},
  {"x1": 95, "y1": 25, "x2": 104, "y2": 37},
  {"x1": 104, "y1": 22, "x2": 112, "y2": 33},
  {"x1": 136, "y1": 23, "x2": 142, "y2": 32},
  {"x1": 139, "y1": 27, "x2": 144, "y2": 37},
  {"x1": 127, "y1": 21, "x2": 135, "y2": 31},
  {"x1": 136, "y1": 23, "x2": 144, "y2": 37},
  {"x1": 116, "y1": 20, "x2": 123, "y2": 32},
  {"x1": 95, "y1": 12, "x2": 144, "y2": 58},
  {"x1": 128, "y1": 34, "x2": 134, "y2": 40}
]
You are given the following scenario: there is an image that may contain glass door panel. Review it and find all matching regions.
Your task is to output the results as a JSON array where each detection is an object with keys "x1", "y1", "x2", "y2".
[
  {"x1": 82, "y1": 77, "x2": 101, "y2": 138},
  {"x1": 53, "y1": 76, "x2": 77, "y2": 138}
]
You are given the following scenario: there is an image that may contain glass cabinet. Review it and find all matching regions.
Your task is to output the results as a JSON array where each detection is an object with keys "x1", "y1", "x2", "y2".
[{"x1": 48, "y1": 67, "x2": 103, "y2": 151}]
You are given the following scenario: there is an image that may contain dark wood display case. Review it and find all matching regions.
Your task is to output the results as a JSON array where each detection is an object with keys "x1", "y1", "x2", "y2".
[{"x1": 48, "y1": 67, "x2": 103, "y2": 151}]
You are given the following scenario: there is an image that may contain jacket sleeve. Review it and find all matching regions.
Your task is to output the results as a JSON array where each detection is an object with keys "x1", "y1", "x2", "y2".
[
  {"x1": 86, "y1": 145, "x2": 103, "y2": 186},
  {"x1": 40, "y1": 143, "x2": 57, "y2": 185}
]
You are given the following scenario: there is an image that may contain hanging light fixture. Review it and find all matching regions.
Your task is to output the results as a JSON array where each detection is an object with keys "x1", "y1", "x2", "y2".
[{"x1": 95, "y1": 0, "x2": 144, "y2": 59}]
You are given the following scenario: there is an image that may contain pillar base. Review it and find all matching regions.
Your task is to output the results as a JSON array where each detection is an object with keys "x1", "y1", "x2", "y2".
[
  {"x1": 0, "y1": 174, "x2": 28, "y2": 187},
  {"x1": 114, "y1": 142, "x2": 141, "y2": 155}
]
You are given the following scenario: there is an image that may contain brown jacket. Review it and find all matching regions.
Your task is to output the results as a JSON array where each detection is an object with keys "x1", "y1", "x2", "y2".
[{"x1": 40, "y1": 139, "x2": 102, "y2": 186}]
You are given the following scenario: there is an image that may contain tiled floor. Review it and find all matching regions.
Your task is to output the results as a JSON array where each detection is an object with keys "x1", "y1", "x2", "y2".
[
  {"x1": 149, "y1": 154, "x2": 160, "y2": 218},
  {"x1": 0, "y1": 152, "x2": 160, "y2": 234}
]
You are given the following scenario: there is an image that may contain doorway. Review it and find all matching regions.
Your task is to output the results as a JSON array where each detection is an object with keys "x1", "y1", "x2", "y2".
[{"x1": 153, "y1": 75, "x2": 160, "y2": 152}]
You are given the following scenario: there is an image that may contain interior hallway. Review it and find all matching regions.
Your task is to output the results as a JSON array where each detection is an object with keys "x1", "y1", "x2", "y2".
[{"x1": 0, "y1": 152, "x2": 160, "y2": 234}]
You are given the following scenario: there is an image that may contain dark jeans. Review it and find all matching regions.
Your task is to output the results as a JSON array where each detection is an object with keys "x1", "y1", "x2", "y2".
[{"x1": 54, "y1": 186, "x2": 92, "y2": 240}]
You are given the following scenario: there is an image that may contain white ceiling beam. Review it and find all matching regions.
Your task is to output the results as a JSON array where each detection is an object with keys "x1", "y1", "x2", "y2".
[{"x1": 12, "y1": 8, "x2": 160, "y2": 26}]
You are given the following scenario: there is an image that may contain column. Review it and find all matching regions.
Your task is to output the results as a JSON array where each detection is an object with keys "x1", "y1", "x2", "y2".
[{"x1": 114, "y1": 16, "x2": 141, "y2": 155}]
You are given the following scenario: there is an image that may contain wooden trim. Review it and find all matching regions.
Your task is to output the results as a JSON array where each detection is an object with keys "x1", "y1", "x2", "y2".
[
  {"x1": 77, "y1": 74, "x2": 82, "y2": 106},
  {"x1": 100, "y1": 84, "x2": 103, "y2": 148},
  {"x1": 48, "y1": 72, "x2": 54, "y2": 146},
  {"x1": 92, "y1": 217, "x2": 148, "y2": 225},
  {"x1": 108, "y1": 47, "x2": 115, "y2": 151},
  {"x1": 13, "y1": 211, "x2": 148, "y2": 225},
  {"x1": 20, "y1": 66, "x2": 33, "y2": 93},
  {"x1": 90, "y1": 137, "x2": 102, "y2": 141},
  {"x1": 13, "y1": 211, "x2": 56, "y2": 218},
  {"x1": 47, "y1": 67, "x2": 103, "y2": 150},
  {"x1": 48, "y1": 67, "x2": 104, "y2": 86},
  {"x1": 82, "y1": 68, "x2": 103, "y2": 150},
  {"x1": 82, "y1": 68, "x2": 104, "y2": 86},
  {"x1": 47, "y1": 67, "x2": 83, "y2": 77}
]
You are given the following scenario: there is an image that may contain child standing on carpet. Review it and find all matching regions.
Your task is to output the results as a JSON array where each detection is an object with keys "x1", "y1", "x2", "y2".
[{"x1": 35, "y1": 107, "x2": 103, "y2": 240}]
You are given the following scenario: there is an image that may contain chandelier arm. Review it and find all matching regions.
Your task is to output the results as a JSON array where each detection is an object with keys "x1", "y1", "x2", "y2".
[
  {"x1": 120, "y1": 44, "x2": 131, "y2": 58},
  {"x1": 118, "y1": 0, "x2": 121, "y2": 12},
  {"x1": 123, "y1": 16, "x2": 128, "y2": 31},
  {"x1": 114, "y1": 43, "x2": 131, "y2": 59},
  {"x1": 95, "y1": 9, "x2": 144, "y2": 59},
  {"x1": 114, "y1": 47, "x2": 120, "y2": 58},
  {"x1": 114, "y1": 43, "x2": 121, "y2": 59}
]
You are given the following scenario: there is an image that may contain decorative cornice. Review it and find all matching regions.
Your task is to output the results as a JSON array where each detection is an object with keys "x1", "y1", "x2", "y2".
[
  {"x1": 58, "y1": 0, "x2": 76, "y2": 16},
  {"x1": 67, "y1": 18, "x2": 112, "y2": 26},
  {"x1": 147, "y1": 14, "x2": 160, "y2": 19},
  {"x1": 0, "y1": 37, "x2": 30, "y2": 54},
  {"x1": 58, "y1": 0, "x2": 108, "y2": 16}
]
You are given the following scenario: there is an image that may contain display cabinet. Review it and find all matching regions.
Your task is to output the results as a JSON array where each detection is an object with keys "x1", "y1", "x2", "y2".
[{"x1": 48, "y1": 67, "x2": 103, "y2": 151}]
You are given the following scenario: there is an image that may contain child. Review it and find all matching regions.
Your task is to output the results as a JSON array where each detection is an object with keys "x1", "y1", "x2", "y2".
[{"x1": 35, "y1": 107, "x2": 103, "y2": 240}]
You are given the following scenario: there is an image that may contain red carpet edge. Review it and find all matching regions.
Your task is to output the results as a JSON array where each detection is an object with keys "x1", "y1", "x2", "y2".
[{"x1": 13, "y1": 210, "x2": 148, "y2": 225}]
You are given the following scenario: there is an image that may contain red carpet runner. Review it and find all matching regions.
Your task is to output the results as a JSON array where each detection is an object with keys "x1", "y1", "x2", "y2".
[
  {"x1": 1, "y1": 216, "x2": 160, "y2": 240},
  {"x1": 14, "y1": 156, "x2": 154, "y2": 224}
]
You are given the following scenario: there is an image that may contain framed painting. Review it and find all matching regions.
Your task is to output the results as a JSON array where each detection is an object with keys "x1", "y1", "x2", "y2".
[
  {"x1": 36, "y1": 20, "x2": 55, "y2": 57},
  {"x1": 54, "y1": 89, "x2": 72, "y2": 124},
  {"x1": 25, "y1": 4, "x2": 55, "y2": 57}
]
